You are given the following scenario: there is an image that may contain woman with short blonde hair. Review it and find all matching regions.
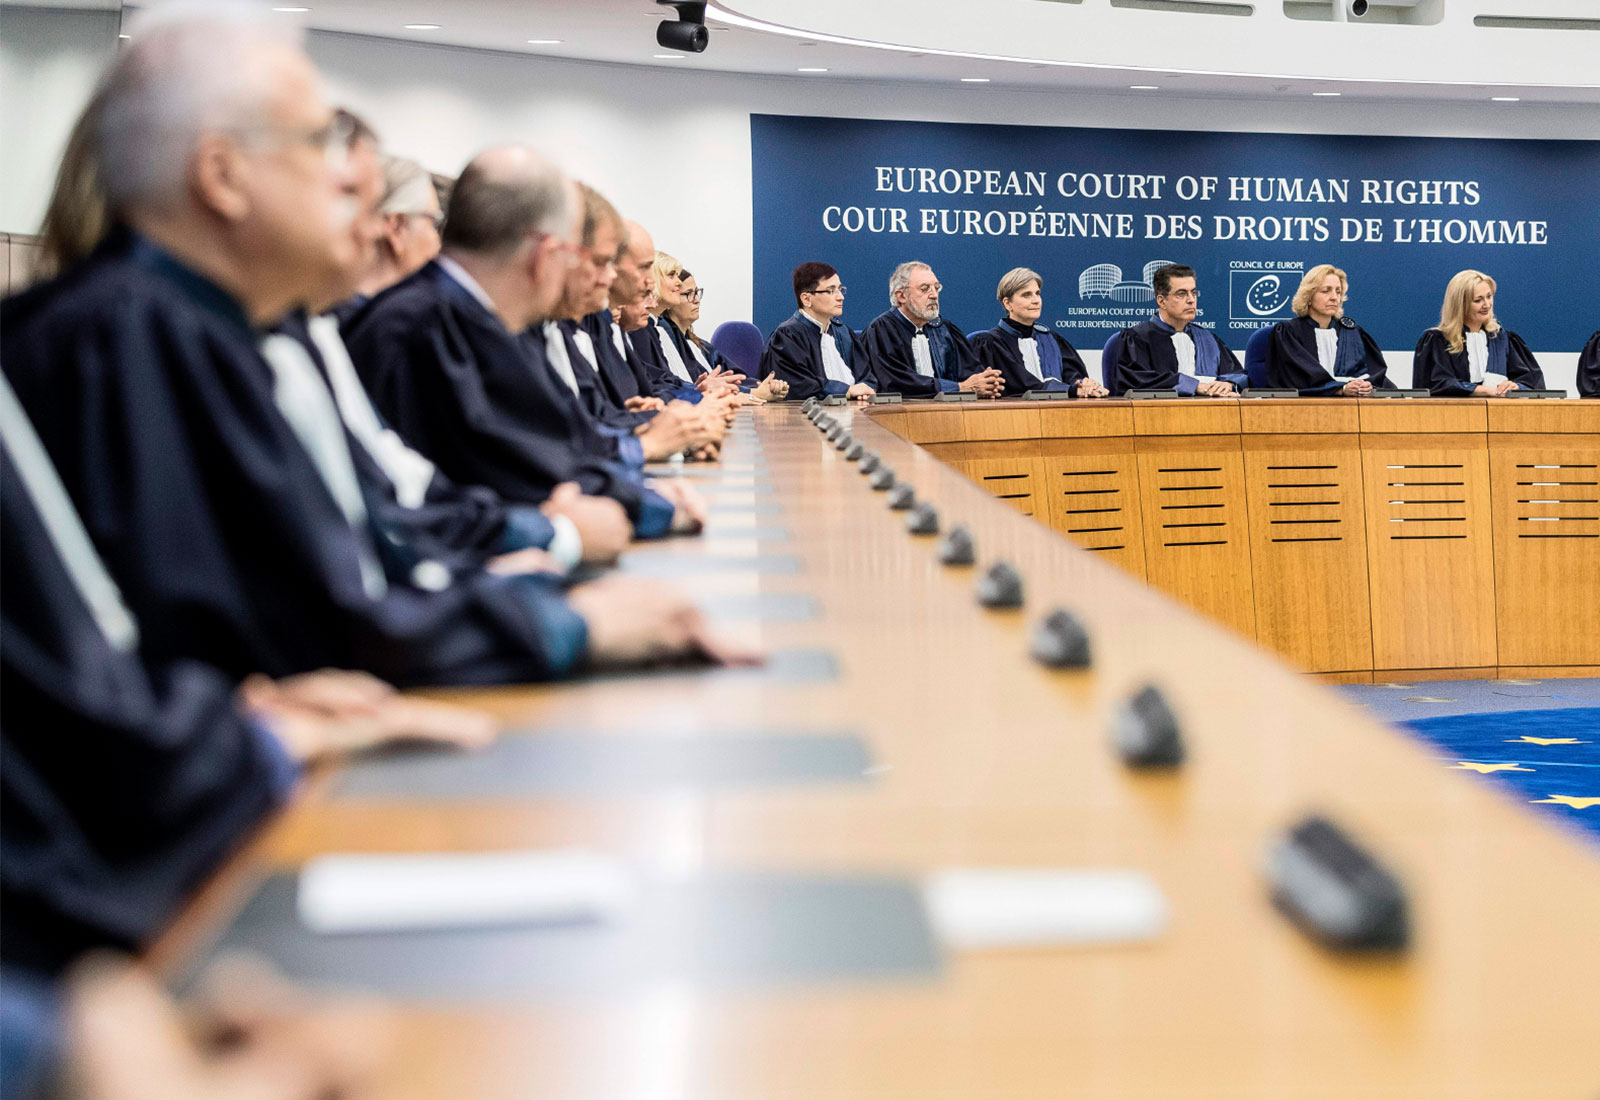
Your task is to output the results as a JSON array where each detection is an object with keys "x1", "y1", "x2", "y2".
[
  {"x1": 1266, "y1": 264, "x2": 1394, "y2": 396},
  {"x1": 969, "y1": 267, "x2": 1106, "y2": 397},
  {"x1": 1413, "y1": 270, "x2": 1545, "y2": 396}
]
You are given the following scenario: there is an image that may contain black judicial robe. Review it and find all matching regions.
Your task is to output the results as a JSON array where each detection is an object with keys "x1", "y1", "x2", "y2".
[
  {"x1": 860, "y1": 309, "x2": 981, "y2": 398},
  {"x1": 1577, "y1": 330, "x2": 1599, "y2": 399},
  {"x1": 1412, "y1": 327, "x2": 1546, "y2": 397},
  {"x1": 1, "y1": 231, "x2": 589, "y2": 686},
  {"x1": 626, "y1": 316, "x2": 703, "y2": 402},
  {"x1": 276, "y1": 312, "x2": 553, "y2": 572},
  {"x1": 557, "y1": 319, "x2": 655, "y2": 427},
  {"x1": 1114, "y1": 320, "x2": 1247, "y2": 394},
  {"x1": 342, "y1": 262, "x2": 671, "y2": 536},
  {"x1": 660, "y1": 315, "x2": 748, "y2": 390},
  {"x1": 579, "y1": 308, "x2": 663, "y2": 406},
  {"x1": 326, "y1": 291, "x2": 369, "y2": 331},
  {"x1": 1, "y1": 446, "x2": 289, "y2": 978},
  {"x1": 1266, "y1": 315, "x2": 1395, "y2": 396},
  {"x1": 757, "y1": 311, "x2": 875, "y2": 402},
  {"x1": 970, "y1": 318, "x2": 1091, "y2": 395}
]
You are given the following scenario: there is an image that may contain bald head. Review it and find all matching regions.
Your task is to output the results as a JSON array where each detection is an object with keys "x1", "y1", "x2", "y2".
[
  {"x1": 441, "y1": 145, "x2": 577, "y2": 262},
  {"x1": 612, "y1": 218, "x2": 658, "y2": 311}
]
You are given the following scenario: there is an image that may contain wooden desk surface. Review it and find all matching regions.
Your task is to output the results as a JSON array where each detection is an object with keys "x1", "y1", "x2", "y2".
[{"x1": 163, "y1": 405, "x2": 1600, "y2": 1099}]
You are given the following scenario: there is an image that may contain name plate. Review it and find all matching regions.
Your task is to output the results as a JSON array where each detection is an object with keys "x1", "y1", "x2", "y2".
[
  {"x1": 1241, "y1": 389, "x2": 1300, "y2": 399},
  {"x1": 1505, "y1": 389, "x2": 1568, "y2": 400},
  {"x1": 868, "y1": 393, "x2": 904, "y2": 404},
  {"x1": 1363, "y1": 389, "x2": 1428, "y2": 399},
  {"x1": 1126, "y1": 390, "x2": 1185, "y2": 400},
  {"x1": 1023, "y1": 390, "x2": 1073, "y2": 401},
  {"x1": 935, "y1": 392, "x2": 977, "y2": 403}
]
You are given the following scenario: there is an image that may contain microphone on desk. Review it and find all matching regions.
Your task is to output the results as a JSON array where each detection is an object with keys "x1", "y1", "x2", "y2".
[{"x1": 1112, "y1": 684, "x2": 1184, "y2": 768}]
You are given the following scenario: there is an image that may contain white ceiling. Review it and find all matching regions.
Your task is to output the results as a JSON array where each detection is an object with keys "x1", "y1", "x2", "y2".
[{"x1": 111, "y1": 0, "x2": 1600, "y2": 104}]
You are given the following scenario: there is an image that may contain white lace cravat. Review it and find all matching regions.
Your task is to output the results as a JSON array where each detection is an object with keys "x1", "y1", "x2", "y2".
[
  {"x1": 911, "y1": 330, "x2": 935, "y2": 378},
  {"x1": 0, "y1": 372, "x2": 141, "y2": 651}
]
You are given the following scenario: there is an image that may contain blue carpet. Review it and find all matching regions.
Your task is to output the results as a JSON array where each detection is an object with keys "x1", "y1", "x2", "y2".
[{"x1": 1398, "y1": 707, "x2": 1600, "y2": 842}]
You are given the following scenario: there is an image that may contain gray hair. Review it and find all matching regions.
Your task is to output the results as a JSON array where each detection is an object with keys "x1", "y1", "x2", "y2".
[
  {"x1": 442, "y1": 146, "x2": 576, "y2": 261},
  {"x1": 97, "y1": 1, "x2": 302, "y2": 216},
  {"x1": 888, "y1": 260, "x2": 933, "y2": 307},
  {"x1": 380, "y1": 156, "x2": 437, "y2": 217},
  {"x1": 996, "y1": 267, "x2": 1042, "y2": 303}
]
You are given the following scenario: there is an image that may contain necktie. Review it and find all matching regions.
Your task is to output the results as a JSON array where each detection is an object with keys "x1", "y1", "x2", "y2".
[{"x1": 911, "y1": 330, "x2": 935, "y2": 377}]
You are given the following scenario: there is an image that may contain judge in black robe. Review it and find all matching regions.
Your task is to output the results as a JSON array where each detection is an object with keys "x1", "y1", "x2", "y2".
[
  {"x1": 1267, "y1": 314, "x2": 1396, "y2": 396},
  {"x1": 2, "y1": 230, "x2": 590, "y2": 687},
  {"x1": 559, "y1": 317, "x2": 657, "y2": 424},
  {"x1": 523, "y1": 321, "x2": 653, "y2": 436},
  {"x1": 1115, "y1": 319, "x2": 1247, "y2": 395},
  {"x1": 1, "y1": 387, "x2": 291, "y2": 979},
  {"x1": 861, "y1": 308, "x2": 984, "y2": 398},
  {"x1": 580, "y1": 307, "x2": 666, "y2": 406},
  {"x1": 1412, "y1": 326, "x2": 1546, "y2": 397},
  {"x1": 759, "y1": 311, "x2": 874, "y2": 402},
  {"x1": 342, "y1": 260, "x2": 674, "y2": 537},
  {"x1": 626, "y1": 314, "x2": 704, "y2": 402},
  {"x1": 970, "y1": 320, "x2": 1097, "y2": 397},
  {"x1": 1576, "y1": 330, "x2": 1599, "y2": 398},
  {"x1": 274, "y1": 311, "x2": 578, "y2": 573}
]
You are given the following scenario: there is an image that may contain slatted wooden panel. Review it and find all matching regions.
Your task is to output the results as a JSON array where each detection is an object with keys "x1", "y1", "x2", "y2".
[
  {"x1": 964, "y1": 456, "x2": 1046, "y2": 519},
  {"x1": 1490, "y1": 433, "x2": 1600, "y2": 666},
  {"x1": 1040, "y1": 437, "x2": 1146, "y2": 580},
  {"x1": 1242, "y1": 434, "x2": 1373, "y2": 673},
  {"x1": 1135, "y1": 435, "x2": 1256, "y2": 639},
  {"x1": 1361, "y1": 433, "x2": 1496, "y2": 670}
]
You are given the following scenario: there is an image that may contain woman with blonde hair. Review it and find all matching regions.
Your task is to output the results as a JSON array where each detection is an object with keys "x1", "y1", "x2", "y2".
[
  {"x1": 1413, "y1": 270, "x2": 1545, "y2": 396},
  {"x1": 1265, "y1": 264, "x2": 1394, "y2": 396},
  {"x1": 662, "y1": 268, "x2": 788, "y2": 402},
  {"x1": 970, "y1": 267, "x2": 1106, "y2": 397}
]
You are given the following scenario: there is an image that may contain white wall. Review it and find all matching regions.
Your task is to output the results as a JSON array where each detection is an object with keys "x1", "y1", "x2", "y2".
[
  {"x1": 0, "y1": 6, "x2": 119, "y2": 235},
  {"x1": 1, "y1": 13, "x2": 1587, "y2": 386}
]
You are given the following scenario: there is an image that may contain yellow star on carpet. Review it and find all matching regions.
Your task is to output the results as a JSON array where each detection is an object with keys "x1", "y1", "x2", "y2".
[
  {"x1": 1505, "y1": 736, "x2": 1587, "y2": 746},
  {"x1": 1531, "y1": 795, "x2": 1600, "y2": 810},
  {"x1": 1449, "y1": 761, "x2": 1533, "y2": 774}
]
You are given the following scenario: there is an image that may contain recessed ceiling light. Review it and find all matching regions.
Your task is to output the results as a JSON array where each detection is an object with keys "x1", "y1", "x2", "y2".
[
  {"x1": 272, "y1": 6, "x2": 309, "y2": 11},
  {"x1": 798, "y1": 67, "x2": 829, "y2": 73},
  {"x1": 1312, "y1": 90, "x2": 1342, "y2": 96},
  {"x1": 1130, "y1": 84, "x2": 1159, "y2": 90},
  {"x1": 404, "y1": 23, "x2": 441, "y2": 31},
  {"x1": 118, "y1": 32, "x2": 130, "y2": 39},
  {"x1": 654, "y1": 53, "x2": 686, "y2": 59},
  {"x1": 960, "y1": 77, "x2": 990, "y2": 83},
  {"x1": 1491, "y1": 95, "x2": 1521, "y2": 101},
  {"x1": 527, "y1": 39, "x2": 562, "y2": 45}
]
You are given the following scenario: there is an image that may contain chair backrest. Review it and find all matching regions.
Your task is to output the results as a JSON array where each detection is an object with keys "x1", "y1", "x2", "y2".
[
  {"x1": 711, "y1": 321, "x2": 765, "y2": 378},
  {"x1": 1244, "y1": 325, "x2": 1275, "y2": 389},
  {"x1": 1101, "y1": 331, "x2": 1126, "y2": 396}
]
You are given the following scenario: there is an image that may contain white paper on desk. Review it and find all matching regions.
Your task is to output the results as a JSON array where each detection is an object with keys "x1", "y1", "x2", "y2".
[
  {"x1": 296, "y1": 849, "x2": 639, "y2": 935},
  {"x1": 923, "y1": 869, "x2": 1167, "y2": 951}
]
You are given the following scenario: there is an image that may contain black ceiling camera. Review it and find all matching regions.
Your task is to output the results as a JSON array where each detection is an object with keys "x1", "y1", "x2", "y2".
[
  {"x1": 1346, "y1": 0, "x2": 1369, "y2": 16},
  {"x1": 657, "y1": 1, "x2": 710, "y2": 53}
]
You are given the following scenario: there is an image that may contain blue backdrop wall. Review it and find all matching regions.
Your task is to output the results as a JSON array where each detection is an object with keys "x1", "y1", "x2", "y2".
[{"x1": 750, "y1": 114, "x2": 1599, "y2": 352}]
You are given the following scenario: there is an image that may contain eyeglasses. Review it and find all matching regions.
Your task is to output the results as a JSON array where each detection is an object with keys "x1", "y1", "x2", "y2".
[
  {"x1": 683, "y1": 288, "x2": 705, "y2": 302},
  {"x1": 1164, "y1": 289, "x2": 1200, "y2": 302},
  {"x1": 232, "y1": 112, "x2": 355, "y2": 169},
  {"x1": 402, "y1": 211, "x2": 445, "y2": 233},
  {"x1": 807, "y1": 284, "x2": 846, "y2": 296},
  {"x1": 912, "y1": 282, "x2": 942, "y2": 295}
]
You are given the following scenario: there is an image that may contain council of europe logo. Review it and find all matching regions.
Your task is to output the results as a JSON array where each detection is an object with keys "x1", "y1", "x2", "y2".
[
  {"x1": 1078, "y1": 260, "x2": 1176, "y2": 303},
  {"x1": 1228, "y1": 263, "x2": 1303, "y2": 321}
]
